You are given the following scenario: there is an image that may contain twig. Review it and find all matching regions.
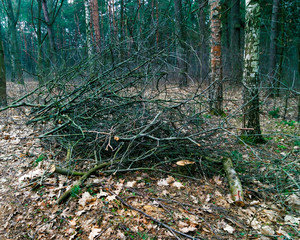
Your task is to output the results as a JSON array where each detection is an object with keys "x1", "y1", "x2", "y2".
[{"x1": 103, "y1": 185, "x2": 203, "y2": 240}]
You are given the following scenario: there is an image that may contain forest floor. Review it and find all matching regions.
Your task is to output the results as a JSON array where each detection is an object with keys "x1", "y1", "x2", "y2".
[{"x1": 0, "y1": 82, "x2": 299, "y2": 240}]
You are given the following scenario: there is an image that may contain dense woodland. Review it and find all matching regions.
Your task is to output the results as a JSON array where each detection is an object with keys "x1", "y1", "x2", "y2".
[{"x1": 0, "y1": 0, "x2": 299, "y2": 239}]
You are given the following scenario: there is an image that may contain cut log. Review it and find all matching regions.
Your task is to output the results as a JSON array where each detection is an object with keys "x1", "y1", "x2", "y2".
[{"x1": 223, "y1": 157, "x2": 245, "y2": 207}]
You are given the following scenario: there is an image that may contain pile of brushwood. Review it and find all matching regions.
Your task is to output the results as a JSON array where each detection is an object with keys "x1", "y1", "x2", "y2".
[{"x1": 2, "y1": 47, "x2": 244, "y2": 205}]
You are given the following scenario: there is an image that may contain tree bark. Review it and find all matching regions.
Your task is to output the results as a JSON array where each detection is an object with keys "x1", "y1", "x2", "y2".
[
  {"x1": 230, "y1": 0, "x2": 242, "y2": 82},
  {"x1": 198, "y1": 0, "x2": 209, "y2": 80},
  {"x1": 0, "y1": 26, "x2": 7, "y2": 106},
  {"x1": 90, "y1": 0, "x2": 101, "y2": 51},
  {"x1": 223, "y1": 157, "x2": 245, "y2": 207},
  {"x1": 174, "y1": 0, "x2": 188, "y2": 87},
  {"x1": 268, "y1": 0, "x2": 280, "y2": 96},
  {"x1": 209, "y1": 0, "x2": 223, "y2": 114},
  {"x1": 242, "y1": 0, "x2": 264, "y2": 143},
  {"x1": 84, "y1": 0, "x2": 93, "y2": 57},
  {"x1": 5, "y1": 0, "x2": 23, "y2": 84},
  {"x1": 37, "y1": 0, "x2": 43, "y2": 85},
  {"x1": 41, "y1": 0, "x2": 57, "y2": 65}
]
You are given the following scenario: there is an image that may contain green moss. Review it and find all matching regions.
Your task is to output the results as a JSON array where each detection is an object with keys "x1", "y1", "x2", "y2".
[{"x1": 239, "y1": 134, "x2": 266, "y2": 144}]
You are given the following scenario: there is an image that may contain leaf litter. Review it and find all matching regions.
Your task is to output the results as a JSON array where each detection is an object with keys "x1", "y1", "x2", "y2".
[{"x1": 0, "y1": 88, "x2": 299, "y2": 239}]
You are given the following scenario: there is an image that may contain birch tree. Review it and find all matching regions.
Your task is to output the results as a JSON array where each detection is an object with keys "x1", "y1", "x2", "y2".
[
  {"x1": 84, "y1": 0, "x2": 92, "y2": 57},
  {"x1": 242, "y1": 0, "x2": 264, "y2": 143},
  {"x1": 209, "y1": 0, "x2": 223, "y2": 114}
]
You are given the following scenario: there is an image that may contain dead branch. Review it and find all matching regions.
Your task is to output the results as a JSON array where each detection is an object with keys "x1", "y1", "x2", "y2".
[{"x1": 223, "y1": 157, "x2": 245, "y2": 207}]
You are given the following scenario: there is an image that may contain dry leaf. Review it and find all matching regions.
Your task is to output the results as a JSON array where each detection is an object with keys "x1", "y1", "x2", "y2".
[
  {"x1": 88, "y1": 227, "x2": 102, "y2": 240},
  {"x1": 176, "y1": 160, "x2": 195, "y2": 166},
  {"x1": 284, "y1": 215, "x2": 300, "y2": 225},
  {"x1": 172, "y1": 181, "x2": 184, "y2": 189},
  {"x1": 97, "y1": 190, "x2": 108, "y2": 198},
  {"x1": 106, "y1": 195, "x2": 116, "y2": 202},
  {"x1": 213, "y1": 175, "x2": 222, "y2": 185},
  {"x1": 166, "y1": 175, "x2": 175, "y2": 184},
  {"x1": 157, "y1": 179, "x2": 169, "y2": 186},
  {"x1": 260, "y1": 225, "x2": 275, "y2": 235},
  {"x1": 78, "y1": 192, "x2": 96, "y2": 207},
  {"x1": 219, "y1": 220, "x2": 235, "y2": 234},
  {"x1": 126, "y1": 181, "x2": 136, "y2": 187},
  {"x1": 179, "y1": 226, "x2": 197, "y2": 233}
]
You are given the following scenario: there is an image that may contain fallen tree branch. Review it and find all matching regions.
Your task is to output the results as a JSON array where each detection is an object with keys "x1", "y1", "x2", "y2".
[
  {"x1": 50, "y1": 165, "x2": 85, "y2": 176},
  {"x1": 223, "y1": 157, "x2": 245, "y2": 207},
  {"x1": 57, "y1": 161, "x2": 117, "y2": 204}
]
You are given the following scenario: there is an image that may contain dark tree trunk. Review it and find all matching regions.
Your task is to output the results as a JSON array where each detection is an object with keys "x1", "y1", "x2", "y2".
[
  {"x1": 5, "y1": 0, "x2": 23, "y2": 84},
  {"x1": 0, "y1": 25, "x2": 7, "y2": 106},
  {"x1": 90, "y1": 0, "x2": 101, "y2": 51},
  {"x1": 37, "y1": 0, "x2": 43, "y2": 85},
  {"x1": 230, "y1": 0, "x2": 242, "y2": 82},
  {"x1": 198, "y1": 0, "x2": 209, "y2": 80},
  {"x1": 268, "y1": 0, "x2": 280, "y2": 96},
  {"x1": 41, "y1": 0, "x2": 57, "y2": 64},
  {"x1": 174, "y1": 0, "x2": 188, "y2": 87}
]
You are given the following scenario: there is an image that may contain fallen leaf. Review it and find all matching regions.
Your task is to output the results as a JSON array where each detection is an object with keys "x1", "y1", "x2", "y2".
[
  {"x1": 106, "y1": 195, "x2": 116, "y2": 202},
  {"x1": 126, "y1": 181, "x2": 136, "y2": 187},
  {"x1": 78, "y1": 192, "x2": 96, "y2": 207},
  {"x1": 172, "y1": 181, "x2": 184, "y2": 189},
  {"x1": 88, "y1": 227, "x2": 102, "y2": 240},
  {"x1": 97, "y1": 190, "x2": 108, "y2": 198},
  {"x1": 157, "y1": 179, "x2": 169, "y2": 186},
  {"x1": 260, "y1": 225, "x2": 275, "y2": 235},
  {"x1": 213, "y1": 175, "x2": 222, "y2": 185},
  {"x1": 176, "y1": 160, "x2": 195, "y2": 166},
  {"x1": 179, "y1": 226, "x2": 197, "y2": 233},
  {"x1": 219, "y1": 220, "x2": 235, "y2": 234},
  {"x1": 284, "y1": 215, "x2": 300, "y2": 225}
]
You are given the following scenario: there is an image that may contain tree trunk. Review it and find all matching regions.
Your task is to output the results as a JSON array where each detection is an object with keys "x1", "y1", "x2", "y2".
[
  {"x1": 209, "y1": 0, "x2": 223, "y2": 114},
  {"x1": 5, "y1": 0, "x2": 23, "y2": 84},
  {"x1": 242, "y1": 0, "x2": 264, "y2": 143},
  {"x1": 84, "y1": 0, "x2": 93, "y2": 57},
  {"x1": 37, "y1": 0, "x2": 43, "y2": 85},
  {"x1": 230, "y1": 0, "x2": 242, "y2": 82},
  {"x1": 268, "y1": 0, "x2": 280, "y2": 96},
  {"x1": 174, "y1": 0, "x2": 188, "y2": 87},
  {"x1": 198, "y1": 0, "x2": 208, "y2": 80},
  {"x1": 0, "y1": 26, "x2": 7, "y2": 106},
  {"x1": 90, "y1": 0, "x2": 101, "y2": 52},
  {"x1": 41, "y1": 0, "x2": 57, "y2": 65}
]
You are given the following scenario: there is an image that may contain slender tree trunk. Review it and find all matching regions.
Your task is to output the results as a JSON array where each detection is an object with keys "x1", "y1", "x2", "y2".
[
  {"x1": 155, "y1": 0, "x2": 159, "y2": 47},
  {"x1": 41, "y1": 0, "x2": 57, "y2": 65},
  {"x1": 5, "y1": 0, "x2": 23, "y2": 84},
  {"x1": 37, "y1": 0, "x2": 43, "y2": 85},
  {"x1": 90, "y1": 0, "x2": 101, "y2": 51},
  {"x1": 174, "y1": 0, "x2": 188, "y2": 87},
  {"x1": 230, "y1": 0, "x2": 242, "y2": 82},
  {"x1": 297, "y1": 41, "x2": 300, "y2": 122},
  {"x1": 209, "y1": 0, "x2": 223, "y2": 114},
  {"x1": 268, "y1": 0, "x2": 280, "y2": 96},
  {"x1": 120, "y1": 0, "x2": 125, "y2": 59},
  {"x1": 242, "y1": 0, "x2": 264, "y2": 143},
  {"x1": 84, "y1": 0, "x2": 93, "y2": 57},
  {"x1": 198, "y1": 0, "x2": 208, "y2": 80},
  {"x1": 0, "y1": 26, "x2": 7, "y2": 106}
]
